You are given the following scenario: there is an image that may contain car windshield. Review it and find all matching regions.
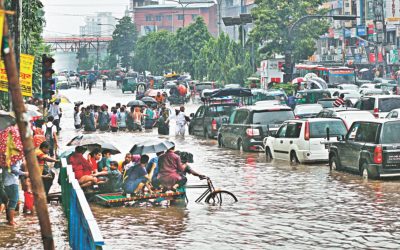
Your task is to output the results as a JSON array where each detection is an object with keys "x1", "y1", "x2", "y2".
[
  {"x1": 318, "y1": 99, "x2": 335, "y2": 108},
  {"x1": 340, "y1": 85, "x2": 358, "y2": 91},
  {"x1": 252, "y1": 92, "x2": 286, "y2": 103},
  {"x1": 379, "y1": 98, "x2": 400, "y2": 112},
  {"x1": 309, "y1": 120, "x2": 347, "y2": 138},
  {"x1": 209, "y1": 105, "x2": 237, "y2": 116},
  {"x1": 329, "y1": 74, "x2": 355, "y2": 85},
  {"x1": 295, "y1": 105, "x2": 322, "y2": 115},
  {"x1": 382, "y1": 121, "x2": 400, "y2": 143},
  {"x1": 252, "y1": 110, "x2": 294, "y2": 124}
]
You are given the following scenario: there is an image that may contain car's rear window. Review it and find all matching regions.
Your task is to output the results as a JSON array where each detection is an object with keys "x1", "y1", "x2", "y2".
[
  {"x1": 310, "y1": 120, "x2": 347, "y2": 138},
  {"x1": 196, "y1": 84, "x2": 213, "y2": 91},
  {"x1": 209, "y1": 105, "x2": 236, "y2": 116},
  {"x1": 318, "y1": 100, "x2": 335, "y2": 108},
  {"x1": 295, "y1": 105, "x2": 323, "y2": 115},
  {"x1": 381, "y1": 121, "x2": 400, "y2": 144},
  {"x1": 378, "y1": 98, "x2": 400, "y2": 112},
  {"x1": 252, "y1": 110, "x2": 294, "y2": 124}
]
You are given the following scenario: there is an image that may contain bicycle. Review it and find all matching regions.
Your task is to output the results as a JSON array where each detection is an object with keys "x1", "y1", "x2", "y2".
[{"x1": 186, "y1": 177, "x2": 238, "y2": 205}]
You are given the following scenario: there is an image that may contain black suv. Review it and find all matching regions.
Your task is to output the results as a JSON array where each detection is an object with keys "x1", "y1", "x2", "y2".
[
  {"x1": 217, "y1": 105, "x2": 294, "y2": 151},
  {"x1": 329, "y1": 120, "x2": 400, "y2": 179},
  {"x1": 189, "y1": 102, "x2": 238, "y2": 138}
]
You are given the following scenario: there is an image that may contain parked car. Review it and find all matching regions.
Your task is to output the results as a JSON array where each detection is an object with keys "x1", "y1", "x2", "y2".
[
  {"x1": 385, "y1": 108, "x2": 400, "y2": 119},
  {"x1": 189, "y1": 102, "x2": 238, "y2": 138},
  {"x1": 333, "y1": 90, "x2": 361, "y2": 105},
  {"x1": 329, "y1": 120, "x2": 400, "y2": 179},
  {"x1": 69, "y1": 74, "x2": 80, "y2": 87},
  {"x1": 359, "y1": 83, "x2": 376, "y2": 92},
  {"x1": 250, "y1": 89, "x2": 287, "y2": 105},
  {"x1": 264, "y1": 118, "x2": 348, "y2": 164},
  {"x1": 316, "y1": 108, "x2": 375, "y2": 129},
  {"x1": 354, "y1": 95, "x2": 400, "y2": 118},
  {"x1": 317, "y1": 98, "x2": 336, "y2": 108},
  {"x1": 294, "y1": 104, "x2": 323, "y2": 118},
  {"x1": 218, "y1": 105, "x2": 294, "y2": 151},
  {"x1": 360, "y1": 88, "x2": 389, "y2": 96}
]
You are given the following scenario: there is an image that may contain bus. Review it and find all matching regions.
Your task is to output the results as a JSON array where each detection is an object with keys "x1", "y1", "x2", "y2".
[{"x1": 295, "y1": 64, "x2": 356, "y2": 86}]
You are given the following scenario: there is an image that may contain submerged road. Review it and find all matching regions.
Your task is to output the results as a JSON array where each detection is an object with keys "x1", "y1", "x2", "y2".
[{"x1": 5, "y1": 81, "x2": 399, "y2": 249}]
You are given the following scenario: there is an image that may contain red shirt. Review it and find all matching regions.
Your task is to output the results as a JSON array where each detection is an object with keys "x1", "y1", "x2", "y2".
[
  {"x1": 70, "y1": 153, "x2": 92, "y2": 180},
  {"x1": 157, "y1": 151, "x2": 186, "y2": 188}
]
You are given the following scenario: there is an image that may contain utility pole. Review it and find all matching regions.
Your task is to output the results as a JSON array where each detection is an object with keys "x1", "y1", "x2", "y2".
[
  {"x1": 373, "y1": 0, "x2": 387, "y2": 76},
  {"x1": 96, "y1": 36, "x2": 99, "y2": 70},
  {"x1": 0, "y1": 1, "x2": 55, "y2": 249},
  {"x1": 8, "y1": 0, "x2": 21, "y2": 111}
]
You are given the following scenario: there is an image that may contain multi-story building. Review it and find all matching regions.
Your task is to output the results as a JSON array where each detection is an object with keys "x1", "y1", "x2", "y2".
[
  {"x1": 219, "y1": 0, "x2": 255, "y2": 40},
  {"x1": 79, "y1": 12, "x2": 117, "y2": 37},
  {"x1": 132, "y1": 3, "x2": 218, "y2": 36}
]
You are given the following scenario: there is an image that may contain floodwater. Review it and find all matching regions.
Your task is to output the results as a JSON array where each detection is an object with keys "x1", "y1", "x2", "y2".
[{"x1": 55, "y1": 82, "x2": 400, "y2": 249}]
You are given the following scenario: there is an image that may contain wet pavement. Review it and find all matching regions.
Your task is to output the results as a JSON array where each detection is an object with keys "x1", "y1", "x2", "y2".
[{"x1": 48, "y1": 82, "x2": 400, "y2": 249}]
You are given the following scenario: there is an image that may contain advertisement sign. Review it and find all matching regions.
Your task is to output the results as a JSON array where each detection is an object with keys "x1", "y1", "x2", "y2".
[
  {"x1": 357, "y1": 25, "x2": 366, "y2": 36},
  {"x1": 0, "y1": 54, "x2": 35, "y2": 97}
]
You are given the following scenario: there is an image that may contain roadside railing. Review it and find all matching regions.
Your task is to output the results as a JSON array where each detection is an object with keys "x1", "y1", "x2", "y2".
[{"x1": 60, "y1": 159, "x2": 105, "y2": 249}]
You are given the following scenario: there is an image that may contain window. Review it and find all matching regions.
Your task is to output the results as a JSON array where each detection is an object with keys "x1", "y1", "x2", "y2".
[
  {"x1": 166, "y1": 15, "x2": 172, "y2": 21},
  {"x1": 233, "y1": 110, "x2": 249, "y2": 124},
  {"x1": 354, "y1": 122, "x2": 379, "y2": 143},
  {"x1": 382, "y1": 121, "x2": 400, "y2": 143},
  {"x1": 145, "y1": 15, "x2": 152, "y2": 21},
  {"x1": 252, "y1": 110, "x2": 295, "y2": 125},
  {"x1": 225, "y1": 0, "x2": 233, "y2": 6},
  {"x1": 192, "y1": 14, "x2": 198, "y2": 20},
  {"x1": 277, "y1": 124, "x2": 287, "y2": 138},
  {"x1": 195, "y1": 106, "x2": 205, "y2": 118},
  {"x1": 178, "y1": 14, "x2": 184, "y2": 20},
  {"x1": 229, "y1": 111, "x2": 237, "y2": 124},
  {"x1": 359, "y1": 98, "x2": 375, "y2": 110},
  {"x1": 392, "y1": 111, "x2": 399, "y2": 118},
  {"x1": 156, "y1": 15, "x2": 162, "y2": 21},
  {"x1": 286, "y1": 122, "x2": 302, "y2": 138},
  {"x1": 309, "y1": 120, "x2": 347, "y2": 138},
  {"x1": 209, "y1": 105, "x2": 236, "y2": 117},
  {"x1": 379, "y1": 98, "x2": 400, "y2": 112}
]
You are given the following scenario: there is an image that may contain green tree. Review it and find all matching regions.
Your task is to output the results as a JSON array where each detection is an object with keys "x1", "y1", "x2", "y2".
[
  {"x1": 79, "y1": 58, "x2": 95, "y2": 71},
  {"x1": 250, "y1": 0, "x2": 328, "y2": 62},
  {"x1": 174, "y1": 17, "x2": 211, "y2": 77},
  {"x1": 109, "y1": 16, "x2": 137, "y2": 70},
  {"x1": 133, "y1": 30, "x2": 176, "y2": 75}
]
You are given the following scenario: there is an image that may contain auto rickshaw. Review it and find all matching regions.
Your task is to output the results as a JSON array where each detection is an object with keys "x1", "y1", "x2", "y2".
[{"x1": 122, "y1": 77, "x2": 138, "y2": 94}]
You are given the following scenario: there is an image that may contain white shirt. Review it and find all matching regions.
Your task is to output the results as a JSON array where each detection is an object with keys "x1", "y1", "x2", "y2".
[
  {"x1": 74, "y1": 111, "x2": 81, "y2": 126},
  {"x1": 42, "y1": 122, "x2": 57, "y2": 136},
  {"x1": 48, "y1": 104, "x2": 61, "y2": 119},
  {"x1": 176, "y1": 112, "x2": 186, "y2": 126}
]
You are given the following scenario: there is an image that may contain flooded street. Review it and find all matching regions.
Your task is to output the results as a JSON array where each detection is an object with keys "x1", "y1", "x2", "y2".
[{"x1": 58, "y1": 83, "x2": 400, "y2": 249}]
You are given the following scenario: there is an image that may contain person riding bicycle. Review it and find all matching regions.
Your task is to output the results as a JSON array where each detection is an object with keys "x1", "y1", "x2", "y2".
[{"x1": 157, "y1": 144, "x2": 205, "y2": 190}]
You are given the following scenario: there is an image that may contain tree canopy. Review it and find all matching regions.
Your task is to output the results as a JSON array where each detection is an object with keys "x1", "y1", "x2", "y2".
[
  {"x1": 109, "y1": 16, "x2": 137, "y2": 70},
  {"x1": 250, "y1": 0, "x2": 328, "y2": 61}
]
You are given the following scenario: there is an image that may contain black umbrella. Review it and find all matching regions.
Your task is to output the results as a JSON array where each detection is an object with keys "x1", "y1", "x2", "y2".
[
  {"x1": 130, "y1": 140, "x2": 174, "y2": 155},
  {"x1": 66, "y1": 134, "x2": 121, "y2": 154},
  {"x1": 141, "y1": 96, "x2": 157, "y2": 103},
  {"x1": 127, "y1": 100, "x2": 146, "y2": 107}
]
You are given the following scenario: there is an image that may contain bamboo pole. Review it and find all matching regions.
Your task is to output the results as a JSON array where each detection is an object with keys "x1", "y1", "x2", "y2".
[{"x1": 0, "y1": 2, "x2": 55, "y2": 249}]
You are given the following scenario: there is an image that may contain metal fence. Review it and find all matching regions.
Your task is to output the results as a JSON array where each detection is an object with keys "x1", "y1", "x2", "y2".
[{"x1": 60, "y1": 159, "x2": 105, "y2": 249}]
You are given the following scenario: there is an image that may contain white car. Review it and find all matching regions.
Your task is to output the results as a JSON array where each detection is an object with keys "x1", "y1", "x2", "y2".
[
  {"x1": 338, "y1": 84, "x2": 359, "y2": 91},
  {"x1": 264, "y1": 118, "x2": 348, "y2": 163},
  {"x1": 294, "y1": 104, "x2": 323, "y2": 118},
  {"x1": 334, "y1": 90, "x2": 361, "y2": 105},
  {"x1": 359, "y1": 83, "x2": 376, "y2": 93},
  {"x1": 316, "y1": 108, "x2": 375, "y2": 129},
  {"x1": 385, "y1": 108, "x2": 400, "y2": 119},
  {"x1": 354, "y1": 95, "x2": 400, "y2": 118}
]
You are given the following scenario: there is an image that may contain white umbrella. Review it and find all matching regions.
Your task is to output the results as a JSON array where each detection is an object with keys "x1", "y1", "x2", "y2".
[
  {"x1": 304, "y1": 73, "x2": 318, "y2": 80},
  {"x1": 359, "y1": 68, "x2": 369, "y2": 73}
]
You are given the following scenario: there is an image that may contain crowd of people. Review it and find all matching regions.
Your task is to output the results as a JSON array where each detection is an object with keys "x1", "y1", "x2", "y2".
[
  {"x1": 74, "y1": 101, "x2": 191, "y2": 136},
  {"x1": 68, "y1": 143, "x2": 205, "y2": 197}
]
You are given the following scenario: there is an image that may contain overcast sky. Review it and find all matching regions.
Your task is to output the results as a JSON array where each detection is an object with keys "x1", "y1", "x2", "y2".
[{"x1": 41, "y1": 0, "x2": 129, "y2": 37}]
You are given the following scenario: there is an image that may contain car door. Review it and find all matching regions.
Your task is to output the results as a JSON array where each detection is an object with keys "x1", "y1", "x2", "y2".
[
  {"x1": 339, "y1": 122, "x2": 360, "y2": 168},
  {"x1": 221, "y1": 110, "x2": 237, "y2": 147},
  {"x1": 192, "y1": 106, "x2": 205, "y2": 135},
  {"x1": 283, "y1": 122, "x2": 303, "y2": 160},
  {"x1": 231, "y1": 110, "x2": 250, "y2": 148},
  {"x1": 272, "y1": 123, "x2": 288, "y2": 159},
  {"x1": 347, "y1": 122, "x2": 379, "y2": 168}
]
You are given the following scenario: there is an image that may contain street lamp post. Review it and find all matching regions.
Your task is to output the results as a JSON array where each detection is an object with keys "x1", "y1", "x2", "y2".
[{"x1": 284, "y1": 15, "x2": 358, "y2": 82}]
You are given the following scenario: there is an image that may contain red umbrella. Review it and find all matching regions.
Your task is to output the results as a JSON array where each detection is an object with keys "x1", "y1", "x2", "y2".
[
  {"x1": 178, "y1": 85, "x2": 187, "y2": 95},
  {"x1": 292, "y1": 77, "x2": 305, "y2": 84}
]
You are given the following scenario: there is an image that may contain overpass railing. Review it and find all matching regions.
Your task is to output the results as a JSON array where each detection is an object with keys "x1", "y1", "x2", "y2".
[{"x1": 60, "y1": 159, "x2": 105, "y2": 249}]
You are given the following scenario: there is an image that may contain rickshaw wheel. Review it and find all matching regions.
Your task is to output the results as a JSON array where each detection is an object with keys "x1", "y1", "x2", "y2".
[{"x1": 205, "y1": 190, "x2": 238, "y2": 205}]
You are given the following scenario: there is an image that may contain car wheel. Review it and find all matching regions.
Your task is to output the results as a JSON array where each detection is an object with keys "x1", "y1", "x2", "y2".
[
  {"x1": 361, "y1": 162, "x2": 377, "y2": 180},
  {"x1": 265, "y1": 147, "x2": 273, "y2": 162},
  {"x1": 290, "y1": 151, "x2": 299, "y2": 165},
  {"x1": 218, "y1": 135, "x2": 224, "y2": 147},
  {"x1": 329, "y1": 155, "x2": 341, "y2": 171}
]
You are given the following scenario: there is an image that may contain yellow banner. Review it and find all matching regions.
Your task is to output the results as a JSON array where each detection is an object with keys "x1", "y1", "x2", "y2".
[{"x1": 0, "y1": 54, "x2": 35, "y2": 97}]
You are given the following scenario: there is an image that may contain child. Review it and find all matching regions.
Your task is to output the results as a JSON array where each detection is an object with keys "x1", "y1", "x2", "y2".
[
  {"x1": 107, "y1": 161, "x2": 122, "y2": 192},
  {"x1": 123, "y1": 155, "x2": 153, "y2": 195},
  {"x1": 110, "y1": 109, "x2": 118, "y2": 132}
]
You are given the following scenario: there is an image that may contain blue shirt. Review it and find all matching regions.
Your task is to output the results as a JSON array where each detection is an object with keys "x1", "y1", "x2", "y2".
[
  {"x1": 146, "y1": 157, "x2": 159, "y2": 180},
  {"x1": 98, "y1": 157, "x2": 111, "y2": 173},
  {"x1": 4, "y1": 161, "x2": 24, "y2": 186},
  {"x1": 126, "y1": 164, "x2": 147, "y2": 183}
]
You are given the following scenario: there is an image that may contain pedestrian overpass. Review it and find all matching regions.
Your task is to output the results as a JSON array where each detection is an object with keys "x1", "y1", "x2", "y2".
[{"x1": 44, "y1": 36, "x2": 112, "y2": 52}]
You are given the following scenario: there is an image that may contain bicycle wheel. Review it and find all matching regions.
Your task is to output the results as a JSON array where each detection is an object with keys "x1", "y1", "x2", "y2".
[{"x1": 205, "y1": 190, "x2": 238, "y2": 205}]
